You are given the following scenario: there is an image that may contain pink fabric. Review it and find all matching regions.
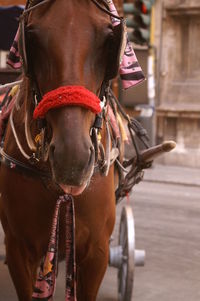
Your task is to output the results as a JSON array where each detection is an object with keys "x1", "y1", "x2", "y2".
[
  {"x1": 0, "y1": 95, "x2": 16, "y2": 141},
  {"x1": 32, "y1": 195, "x2": 76, "y2": 301},
  {"x1": 7, "y1": 29, "x2": 21, "y2": 69},
  {"x1": 106, "y1": 0, "x2": 145, "y2": 89}
]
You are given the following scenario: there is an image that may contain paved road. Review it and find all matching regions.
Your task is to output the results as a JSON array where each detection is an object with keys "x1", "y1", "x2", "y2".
[
  {"x1": 0, "y1": 167, "x2": 200, "y2": 301},
  {"x1": 98, "y1": 181, "x2": 200, "y2": 301}
]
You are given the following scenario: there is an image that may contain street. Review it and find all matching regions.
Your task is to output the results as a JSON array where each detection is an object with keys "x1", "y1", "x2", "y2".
[
  {"x1": 98, "y1": 180, "x2": 200, "y2": 301},
  {"x1": 0, "y1": 165, "x2": 200, "y2": 301}
]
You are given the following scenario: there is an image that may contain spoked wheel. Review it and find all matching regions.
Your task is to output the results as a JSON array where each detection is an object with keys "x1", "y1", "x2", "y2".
[{"x1": 118, "y1": 205, "x2": 135, "y2": 301}]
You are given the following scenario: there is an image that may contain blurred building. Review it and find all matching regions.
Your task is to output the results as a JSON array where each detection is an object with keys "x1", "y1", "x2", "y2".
[
  {"x1": 154, "y1": 0, "x2": 200, "y2": 167},
  {"x1": 122, "y1": 0, "x2": 200, "y2": 167}
]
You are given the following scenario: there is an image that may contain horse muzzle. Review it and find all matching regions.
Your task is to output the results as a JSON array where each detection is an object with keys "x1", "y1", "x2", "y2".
[
  {"x1": 49, "y1": 140, "x2": 95, "y2": 195},
  {"x1": 37, "y1": 86, "x2": 99, "y2": 195}
]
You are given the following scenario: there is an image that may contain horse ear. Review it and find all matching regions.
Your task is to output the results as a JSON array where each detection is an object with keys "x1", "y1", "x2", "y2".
[{"x1": 105, "y1": 21, "x2": 126, "y2": 80}]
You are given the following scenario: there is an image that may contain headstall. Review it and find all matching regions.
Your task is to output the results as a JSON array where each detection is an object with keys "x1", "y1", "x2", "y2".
[{"x1": 2, "y1": 0, "x2": 149, "y2": 196}]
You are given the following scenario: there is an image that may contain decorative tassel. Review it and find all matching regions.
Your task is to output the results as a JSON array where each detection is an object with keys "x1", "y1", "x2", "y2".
[{"x1": 32, "y1": 195, "x2": 76, "y2": 301}]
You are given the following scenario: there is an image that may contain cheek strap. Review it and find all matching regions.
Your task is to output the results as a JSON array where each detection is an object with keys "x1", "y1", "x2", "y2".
[{"x1": 33, "y1": 86, "x2": 101, "y2": 119}]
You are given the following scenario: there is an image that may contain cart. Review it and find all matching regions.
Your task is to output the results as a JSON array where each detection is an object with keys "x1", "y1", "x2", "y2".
[{"x1": 109, "y1": 141, "x2": 176, "y2": 301}]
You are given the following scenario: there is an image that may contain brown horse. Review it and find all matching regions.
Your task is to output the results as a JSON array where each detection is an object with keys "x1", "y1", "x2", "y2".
[{"x1": 0, "y1": 0, "x2": 124, "y2": 300}]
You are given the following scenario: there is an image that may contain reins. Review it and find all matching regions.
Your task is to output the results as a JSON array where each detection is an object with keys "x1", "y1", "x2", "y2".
[
  {"x1": 0, "y1": 80, "x2": 23, "y2": 91},
  {"x1": 10, "y1": 108, "x2": 36, "y2": 161}
]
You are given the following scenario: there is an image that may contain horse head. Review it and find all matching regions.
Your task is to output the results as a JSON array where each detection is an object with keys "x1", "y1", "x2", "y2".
[{"x1": 22, "y1": 0, "x2": 123, "y2": 195}]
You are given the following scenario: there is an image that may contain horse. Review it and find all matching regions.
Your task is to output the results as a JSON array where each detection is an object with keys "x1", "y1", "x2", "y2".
[{"x1": 0, "y1": 0, "x2": 126, "y2": 300}]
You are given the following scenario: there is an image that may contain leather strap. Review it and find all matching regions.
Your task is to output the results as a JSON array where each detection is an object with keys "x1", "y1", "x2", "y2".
[
  {"x1": 0, "y1": 147, "x2": 50, "y2": 178},
  {"x1": 91, "y1": 0, "x2": 123, "y2": 20}
]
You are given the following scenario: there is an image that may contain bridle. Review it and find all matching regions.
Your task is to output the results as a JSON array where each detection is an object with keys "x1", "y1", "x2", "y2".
[
  {"x1": 10, "y1": 0, "x2": 127, "y2": 163},
  {"x1": 1, "y1": 0, "x2": 150, "y2": 201}
]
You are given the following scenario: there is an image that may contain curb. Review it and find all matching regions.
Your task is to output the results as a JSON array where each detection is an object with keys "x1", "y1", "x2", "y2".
[{"x1": 143, "y1": 178, "x2": 200, "y2": 188}]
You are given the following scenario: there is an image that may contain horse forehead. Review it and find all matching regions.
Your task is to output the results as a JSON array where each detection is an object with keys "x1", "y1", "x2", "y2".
[
  {"x1": 28, "y1": 0, "x2": 110, "y2": 89},
  {"x1": 30, "y1": 1, "x2": 108, "y2": 44},
  {"x1": 32, "y1": 1, "x2": 111, "y2": 53},
  {"x1": 38, "y1": 0, "x2": 100, "y2": 18}
]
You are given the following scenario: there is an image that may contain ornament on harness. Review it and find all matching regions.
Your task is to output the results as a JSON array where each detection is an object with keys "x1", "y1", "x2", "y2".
[{"x1": 33, "y1": 86, "x2": 102, "y2": 119}]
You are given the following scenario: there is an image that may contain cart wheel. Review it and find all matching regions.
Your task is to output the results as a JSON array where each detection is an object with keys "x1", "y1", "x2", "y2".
[{"x1": 118, "y1": 205, "x2": 135, "y2": 301}]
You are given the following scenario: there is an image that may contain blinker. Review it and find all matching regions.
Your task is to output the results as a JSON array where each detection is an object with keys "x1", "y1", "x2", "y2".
[{"x1": 105, "y1": 21, "x2": 127, "y2": 81}]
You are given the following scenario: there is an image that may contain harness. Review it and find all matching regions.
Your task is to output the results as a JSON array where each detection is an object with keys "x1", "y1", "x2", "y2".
[
  {"x1": 0, "y1": 1, "x2": 153, "y2": 300},
  {"x1": 0, "y1": 83, "x2": 150, "y2": 203},
  {"x1": 0, "y1": 0, "x2": 151, "y2": 203}
]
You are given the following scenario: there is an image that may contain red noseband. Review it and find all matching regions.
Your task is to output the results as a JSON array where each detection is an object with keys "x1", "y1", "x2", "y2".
[{"x1": 33, "y1": 86, "x2": 101, "y2": 119}]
